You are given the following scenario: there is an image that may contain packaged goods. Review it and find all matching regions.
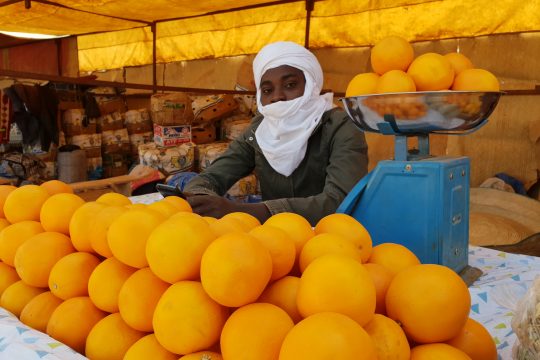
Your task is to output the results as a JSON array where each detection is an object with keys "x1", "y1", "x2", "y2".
[
  {"x1": 102, "y1": 153, "x2": 129, "y2": 178},
  {"x1": 68, "y1": 134, "x2": 102, "y2": 158},
  {"x1": 101, "y1": 129, "x2": 130, "y2": 154},
  {"x1": 125, "y1": 109, "x2": 153, "y2": 134},
  {"x1": 153, "y1": 124, "x2": 191, "y2": 147},
  {"x1": 151, "y1": 93, "x2": 194, "y2": 125},
  {"x1": 63, "y1": 109, "x2": 97, "y2": 136},
  {"x1": 192, "y1": 94, "x2": 238, "y2": 125},
  {"x1": 138, "y1": 142, "x2": 195, "y2": 175},
  {"x1": 195, "y1": 141, "x2": 230, "y2": 172},
  {"x1": 221, "y1": 116, "x2": 251, "y2": 141},
  {"x1": 87, "y1": 156, "x2": 103, "y2": 180},
  {"x1": 191, "y1": 124, "x2": 217, "y2": 145},
  {"x1": 97, "y1": 112, "x2": 124, "y2": 132},
  {"x1": 512, "y1": 277, "x2": 540, "y2": 359},
  {"x1": 129, "y1": 132, "x2": 153, "y2": 156},
  {"x1": 227, "y1": 174, "x2": 259, "y2": 197}
]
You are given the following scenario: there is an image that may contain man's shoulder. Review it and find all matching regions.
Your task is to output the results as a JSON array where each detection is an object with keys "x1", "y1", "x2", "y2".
[{"x1": 322, "y1": 108, "x2": 355, "y2": 131}]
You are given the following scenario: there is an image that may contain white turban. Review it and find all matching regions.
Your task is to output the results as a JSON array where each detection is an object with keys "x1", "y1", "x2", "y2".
[{"x1": 253, "y1": 41, "x2": 334, "y2": 177}]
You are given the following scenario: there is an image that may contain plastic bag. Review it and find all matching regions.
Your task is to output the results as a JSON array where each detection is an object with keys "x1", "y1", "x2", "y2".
[{"x1": 511, "y1": 276, "x2": 540, "y2": 359}]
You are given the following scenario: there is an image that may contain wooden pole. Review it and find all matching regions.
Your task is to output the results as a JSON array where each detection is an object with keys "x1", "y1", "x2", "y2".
[
  {"x1": 304, "y1": 0, "x2": 314, "y2": 48},
  {"x1": 151, "y1": 22, "x2": 157, "y2": 94}
]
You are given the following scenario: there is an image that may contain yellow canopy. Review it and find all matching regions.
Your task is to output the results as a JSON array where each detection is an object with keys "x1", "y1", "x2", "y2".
[{"x1": 0, "y1": 0, "x2": 538, "y2": 72}]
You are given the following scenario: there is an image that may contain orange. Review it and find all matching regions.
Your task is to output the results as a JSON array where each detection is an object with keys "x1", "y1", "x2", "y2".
[
  {"x1": 108, "y1": 208, "x2": 166, "y2": 268},
  {"x1": 69, "y1": 201, "x2": 107, "y2": 252},
  {"x1": 446, "y1": 318, "x2": 497, "y2": 360},
  {"x1": 220, "y1": 303, "x2": 294, "y2": 360},
  {"x1": 0, "y1": 218, "x2": 9, "y2": 231},
  {"x1": 200, "y1": 232, "x2": 272, "y2": 307},
  {"x1": 297, "y1": 255, "x2": 376, "y2": 326},
  {"x1": 407, "y1": 52, "x2": 455, "y2": 91},
  {"x1": 20, "y1": 291, "x2": 63, "y2": 333},
  {"x1": 86, "y1": 313, "x2": 146, "y2": 360},
  {"x1": 147, "y1": 216, "x2": 215, "y2": 283},
  {"x1": 364, "y1": 263, "x2": 394, "y2": 314},
  {"x1": 264, "y1": 212, "x2": 314, "y2": 257},
  {"x1": 368, "y1": 243, "x2": 421, "y2": 276},
  {"x1": 371, "y1": 36, "x2": 414, "y2": 75},
  {"x1": 210, "y1": 217, "x2": 249, "y2": 237},
  {"x1": 40, "y1": 180, "x2": 73, "y2": 195},
  {"x1": 48, "y1": 252, "x2": 101, "y2": 300},
  {"x1": 0, "y1": 184, "x2": 16, "y2": 218},
  {"x1": 96, "y1": 192, "x2": 132, "y2": 206},
  {"x1": 124, "y1": 334, "x2": 177, "y2": 360},
  {"x1": 180, "y1": 351, "x2": 223, "y2": 360},
  {"x1": 364, "y1": 314, "x2": 410, "y2": 360},
  {"x1": 315, "y1": 213, "x2": 373, "y2": 262},
  {"x1": 0, "y1": 220, "x2": 44, "y2": 266},
  {"x1": 452, "y1": 68, "x2": 500, "y2": 91},
  {"x1": 411, "y1": 343, "x2": 472, "y2": 360},
  {"x1": 162, "y1": 195, "x2": 192, "y2": 212},
  {"x1": 88, "y1": 205, "x2": 128, "y2": 257},
  {"x1": 47, "y1": 297, "x2": 107, "y2": 354},
  {"x1": 153, "y1": 281, "x2": 229, "y2": 355},
  {"x1": 279, "y1": 312, "x2": 377, "y2": 360},
  {"x1": 346, "y1": 73, "x2": 380, "y2": 97},
  {"x1": 0, "y1": 262, "x2": 19, "y2": 296},
  {"x1": 375, "y1": 70, "x2": 416, "y2": 93},
  {"x1": 444, "y1": 52, "x2": 474, "y2": 75},
  {"x1": 299, "y1": 233, "x2": 363, "y2": 273},
  {"x1": 126, "y1": 203, "x2": 147, "y2": 210},
  {"x1": 386, "y1": 264, "x2": 471, "y2": 343},
  {"x1": 40, "y1": 193, "x2": 85, "y2": 234},
  {"x1": 258, "y1": 276, "x2": 302, "y2": 323},
  {"x1": 222, "y1": 212, "x2": 261, "y2": 230},
  {"x1": 0, "y1": 280, "x2": 46, "y2": 317},
  {"x1": 88, "y1": 257, "x2": 137, "y2": 313},
  {"x1": 118, "y1": 267, "x2": 170, "y2": 332},
  {"x1": 3, "y1": 184, "x2": 50, "y2": 223},
  {"x1": 14, "y1": 232, "x2": 75, "y2": 288},
  {"x1": 148, "y1": 200, "x2": 180, "y2": 217},
  {"x1": 203, "y1": 216, "x2": 218, "y2": 224},
  {"x1": 249, "y1": 225, "x2": 296, "y2": 280}
]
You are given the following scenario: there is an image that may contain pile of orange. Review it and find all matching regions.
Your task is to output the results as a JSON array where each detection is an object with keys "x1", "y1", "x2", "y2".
[
  {"x1": 346, "y1": 35, "x2": 500, "y2": 97},
  {"x1": 0, "y1": 181, "x2": 497, "y2": 360}
]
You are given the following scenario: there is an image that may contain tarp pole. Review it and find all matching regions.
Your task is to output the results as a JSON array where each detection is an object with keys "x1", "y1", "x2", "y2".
[
  {"x1": 151, "y1": 22, "x2": 157, "y2": 94},
  {"x1": 24, "y1": 0, "x2": 31, "y2": 9},
  {"x1": 304, "y1": 0, "x2": 314, "y2": 48}
]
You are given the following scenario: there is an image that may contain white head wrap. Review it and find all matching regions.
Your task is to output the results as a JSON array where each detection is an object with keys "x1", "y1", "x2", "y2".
[{"x1": 253, "y1": 41, "x2": 334, "y2": 177}]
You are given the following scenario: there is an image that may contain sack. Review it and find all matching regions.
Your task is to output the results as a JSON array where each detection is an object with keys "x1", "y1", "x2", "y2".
[
  {"x1": 512, "y1": 276, "x2": 540, "y2": 359},
  {"x1": 0, "y1": 152, "x2": 47, "y2": 184}
]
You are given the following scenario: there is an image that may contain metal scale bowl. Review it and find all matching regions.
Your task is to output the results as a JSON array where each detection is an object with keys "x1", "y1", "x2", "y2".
[{"x1": 337, "y1": 91, "x2": 502, "y2": 274}]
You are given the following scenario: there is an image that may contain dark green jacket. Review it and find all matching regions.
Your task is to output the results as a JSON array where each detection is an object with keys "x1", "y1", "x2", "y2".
[{"x1": 185, "y1": 108, "x2": 368, "y2": 225}]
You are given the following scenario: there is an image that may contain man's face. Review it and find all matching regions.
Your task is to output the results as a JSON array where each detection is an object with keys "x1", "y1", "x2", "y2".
[{"x1": 259, "y1": 65, "x2": 306, "y2": 106}]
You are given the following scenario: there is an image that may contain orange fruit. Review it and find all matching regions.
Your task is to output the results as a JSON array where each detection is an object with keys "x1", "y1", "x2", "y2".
[
  {"x1": 69, "y1": 201, "x2": 107, "y2": 252},
  {"x1": 407, "y1": 52, "x2": 455, "y2": 91},
  {"x1": 411, "y1": 343, "x2": 472, "y2": 360},
  {"x1": 14, "y1": 232, "x2": 75, "y2": 288},
  {"x1": 180, "y1": 351, "x2": 223, "y2": 360},
  {"x1": 162, "y1": 195, "x2": 192, "y2": 212},
  {"x1": 314, "y1": 213, "x2": 373, "y2": 262},
  {"x1": 147, "y1": 216, "x2": 215, "y2": 283},
  {"x1": 86, "y1": 313, "x2": 146, "y2": 360},
  {"x1": 299, "y1": 233, "x2": 363, "y2": 273},
  {"x1": 264, "y1": 212, "x2": 314, "y2": 257},
  {"x1": 0, "y1": 280, "x2": 46, "y2": 317},
  {"x1": 3, "y1": 185, "x2": 50, "y2": 223},
  {"x1": 210, "y1": 217, "x2": 249, "y2": 237},
  {"x1": 0, "y1": 220, "x2": 44, "y2": 266},
  {"x1": 371, "y1": 36, "x2": 414, "y2": 75},
  {"x1": 108, "y1": 208, "x2": 166, "y2": 268},
  {"x1": 203, "y1": 216, "x2": 218, "y2": 224},
  {"x1": 0, "y1": 184, "x2": 16, "y2": 218},
  {"x1": 148, "y1": 200, "x2": 180, "y2": 217},
  {"x1": 0, "y1": 262, "x2": 19, "y2": 296},
  {"x1": 364, "y1": 314, "x2": 411, "y2": 360},
  {"x1": 346, "y1": 73, "x2": 380, "y2": 96},
  {"x1": 297, "y1": 255, "x2": 376, "y2": 326},
  {"x1": 20, "y1": 291, "x2": 63, "y2": 333},
  {"x1": 40, "y1": 180, "x2": 73, "y2": 195},
  {"x1": 368, "y1": 243, "x2": 421, "y2": 276},
  {"x1": 118, "y1": 267, "x2": 170, "y2": 332},
  {"x1": 200, "y1": 232, "x2": 272, "y2": 307},
  {"x1": 47, "y1": 296, "x2": 107, "y2": 354},
  {"x1": 222, "y1": 212, "x2": 261, "y2": 230},
  {"x1": 0, "y1": 218, "x2": 9, "y2": 231},
  {"x1": 258, "y1": 275, "x2": 302, "y2": 323},
  {"x1": 48, "y1": 252, "x2": 101, "y2": 300},
  {"x1": 96, "y1": 192, "x2": 132, "y2": 206},
  {"x1": 220, "y1": 303, "x2": 294, "y2": 360},
  {"x1": 452, "y1": 68, "x2": 500, "y2": 91},
  {"x1": 124, "y1": 334, "x2": 177, "y2": 360},
  {"x1": 88, "y1": 205, "x2": 128, "y2": 257},
  {"x1": 249, "y1": 225, "x2": 296, "y2": 280},
  {"x1": 364, "y1": 263, "x2": 394, "y2": 314},
  {"x1": 153, "y1": 281, "x2": 229, "y2": 355},
  {"x1": 126, "y1": 203, "x2": 147, "y2": 210},
  {"x1": 40, "y1": 193, "x2": 85, "y2": 234},
  {"x1": 88, "y1": 257, "x2": 137, "y2": 313},
  {"x1": 386, "y1": 264, "x2": 471, "y2": 343},
  {"x1": 444, "y1": 52, "x2": 474, "y2": 75},
  {"x1": 375, "y1": 70, "x2": 416, "y2": 93},
  {"x1": 445, "y1": 318, "x2": 497, "y2": 360},
  {"x1": 279, "y1": 312, "x2": 377, "y2": 360}
]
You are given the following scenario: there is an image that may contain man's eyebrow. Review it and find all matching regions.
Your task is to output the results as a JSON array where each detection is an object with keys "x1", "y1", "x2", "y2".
[
  {"x1": 260, "y1": 80, "x2": 273, "y2": 87},
  {"x1": 281, "y1": 73, "x2": 300, "y2": 80}
]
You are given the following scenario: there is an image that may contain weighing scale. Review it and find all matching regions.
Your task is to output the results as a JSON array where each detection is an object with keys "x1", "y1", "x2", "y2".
[{"x1": 337, "y1": 91, "x2": 502, "y2": 274}]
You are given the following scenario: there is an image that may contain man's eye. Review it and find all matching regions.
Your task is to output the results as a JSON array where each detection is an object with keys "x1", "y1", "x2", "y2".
[
  {"x1": 261, "y1": 88, "x2": 272, "y2": 94},
  {"x1": 285, "y1": 82, "x2": 297, "y2": 89}
]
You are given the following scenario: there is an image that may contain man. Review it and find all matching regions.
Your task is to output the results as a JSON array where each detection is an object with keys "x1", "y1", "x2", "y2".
[{"x1": 185, "y1": 41, "x2": 368, "y2": 225}]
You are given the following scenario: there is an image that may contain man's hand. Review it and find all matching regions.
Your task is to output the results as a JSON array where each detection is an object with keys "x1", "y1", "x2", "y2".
[{"x1": 186, "y1": 195, "x2": 271, "y2": 223}]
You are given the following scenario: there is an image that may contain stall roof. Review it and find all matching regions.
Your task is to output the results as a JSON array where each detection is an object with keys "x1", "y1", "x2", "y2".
[{"x1": 0, "y1": 0, "x2": 539, "y2": 72}]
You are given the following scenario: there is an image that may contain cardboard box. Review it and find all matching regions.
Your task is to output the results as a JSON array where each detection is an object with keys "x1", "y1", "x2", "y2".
[{"x1": 153, "y1": 124, "x2": 191, "y2": 147}]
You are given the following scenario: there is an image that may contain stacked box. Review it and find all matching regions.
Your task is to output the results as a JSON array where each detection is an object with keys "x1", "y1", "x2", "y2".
[
  {"x1": 101, "y1": 128, "x2": 130, "y2": 154},
  {"x1": 97, "y1": 112, "x2": 124, "y2": 132},
  {"x1": 138, "y1": 142, "x2": 195, "y2": 175},
  {"x1": 63, "y1": 109, "x2": 97, "y2": 135},
  {"x1": 153, "y1": 124, "x2": 191, "y2": 147},
  {"x1": 67, "y1": 134, "x2": 102, "y2": 158},
  {"x1": 191, "y1": 94, "x2": 238, "y2": 125},
  {"x1": 195, "y1": 141, "x2": 230, "y2": 172},
  {"x1": 103, "y1": 153, "x2": 129, "y2": 178},
  {"x1": 220, "y1": 116, "x2": 251, "y2": 141},
  {"x1": 191, "y1": 123, "x2": 217, "y2": 145},
  {"x1": 151, "y1": 93, "x2": 194, "y2": 126},
  {"x1": 129, "y1": 132, "x2": 153, "y2": 158},
  {"x1": 125, "y1": 108, "x2": 154, "y2": 159}
]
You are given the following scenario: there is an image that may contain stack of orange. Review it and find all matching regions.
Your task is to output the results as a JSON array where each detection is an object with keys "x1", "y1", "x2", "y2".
[
  {"x1": 0, "y1": 181, "x2": 497, "y2": 360},
  {"x1": 346, "y1": 35, "x2": 500, "y2": 97}
]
